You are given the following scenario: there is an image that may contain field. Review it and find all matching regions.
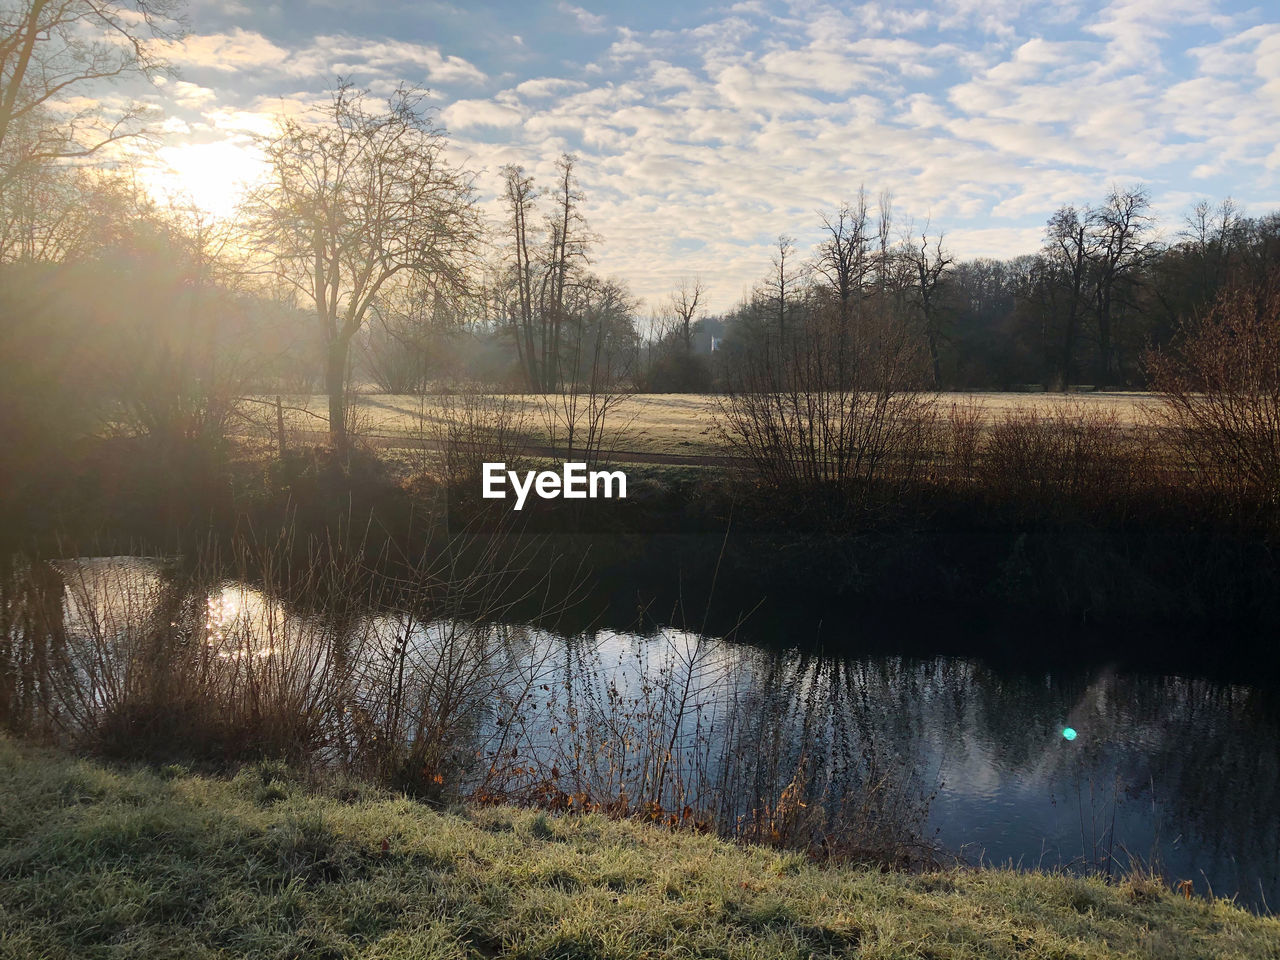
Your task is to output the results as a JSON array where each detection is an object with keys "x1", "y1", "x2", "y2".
[
  {"x1": 264, "y1": 392, "x2": 1162, "y2": 466},
  {"x1": 3, "y1": 736, "x2": 1276, "y2": 960}
]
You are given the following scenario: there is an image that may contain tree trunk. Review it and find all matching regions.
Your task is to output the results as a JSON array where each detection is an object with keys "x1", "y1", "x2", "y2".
[
  {"x1": 326, "y1": 338, "x2": 349, "y2": 453},
  {"x1": 1059, "y1": 305, "x2": 1078, "y2": 391},
  {"x1": 1097, "y1": 287, "x2": 1114, "y2": 385}
]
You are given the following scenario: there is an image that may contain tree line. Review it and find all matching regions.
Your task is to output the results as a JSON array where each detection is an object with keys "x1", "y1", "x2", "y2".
[
  {"x1": 4, "y1": 1, "x2": 1280, "y2": 465},
  {"x1": 711, "y1": 188, "x2": 1280, "y2": 393}
]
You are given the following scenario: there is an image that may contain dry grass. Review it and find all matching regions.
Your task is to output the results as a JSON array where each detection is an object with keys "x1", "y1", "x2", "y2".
[
  {"x1": 2, "y1": 736, "x2": 1277, "y2": 960},
  {"x1": 267, "y1": 391, "x2": 1160, "y2": 464}
]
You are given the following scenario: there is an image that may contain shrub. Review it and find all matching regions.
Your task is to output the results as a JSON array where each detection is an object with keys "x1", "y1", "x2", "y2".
[
  {"x1": 715, "y1": 307, "x2": 935, "y2": 505},
  {"x1": 431, "y1": 391, "x2": 531, "y2": 492},
  {"x1": 639, "y1": 350, "x2": 712, "y2": 393},
  {"x1": 942, "y1": 399, "x2": 983, "y2": 487},
  {"x1": 979, "y1": 401, "x2": 1139, "y2": 515},
  {"x1": 1146, "y1": 271, "x2": 1280, "y2": 514}
]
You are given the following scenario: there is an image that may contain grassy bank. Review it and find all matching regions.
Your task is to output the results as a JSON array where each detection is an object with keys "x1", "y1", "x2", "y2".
[{"x1": 1, "y1": 738, "x2": 1276, "y2": 959}]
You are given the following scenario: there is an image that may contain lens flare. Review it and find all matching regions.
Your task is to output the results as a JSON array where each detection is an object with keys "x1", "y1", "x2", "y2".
[
  {"x1": 1062, "y1": 727, "x2": 1077, "y2": 741},
  {"x1": 143, "y1": 139, "x2": 267, "y2": 220}
]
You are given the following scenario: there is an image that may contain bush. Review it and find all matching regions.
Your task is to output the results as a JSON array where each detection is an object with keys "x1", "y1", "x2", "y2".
[
  {"x1": 978, "y1": 402, "x2": 1140, "y2": 515},
  {"x1": 715, "y1": 307, "x2": 934, "y2": 504},
  {"x1": 1146, "y1": 271, "x2": 1280, "y2": 514},
  {"x1": 639, "y1": 350, "x2": 712, "y2": 393}
]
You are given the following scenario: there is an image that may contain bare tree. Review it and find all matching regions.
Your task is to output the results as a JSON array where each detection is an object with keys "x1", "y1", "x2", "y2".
[
  {"x1": 902, "y1": 225, "x2": 953, "y2": 387},
  {"x1": 1175, "y1": 197, "x2": 1239, "y2": 316},
  {"x1": 0, "y1": 0, "x2": 180, "y2": 188},
  {"x1": 1043, "y1": 205, "x2": 1090, "y2": 390},
  {"x1": 501, "y1": 163, "x2": 540, "y2": 390},
  {"x1": 764, "y1": 234, "x2": 800, "y2": 341},
  {"x1": 1087, "y1": 184, "x2": 1152, "y2": 383},
  {"x1": 359, "y1": 283, "x2": 459, "y2": 394},
  {"x1": 545, "y1": 273, "x2": 638, "y2": 464},
  {"x1": 1183, "y1": 197, "x2": 1238, "y2": 260},
  {"x1": 667, "y1": 275, "x2": 704, "y2": 353},
  {"x1": 546, "y1": 154, "x2": 588, "y2": 384},
  {"x1": 875, "y1": 188, "x2": 894, "y2": 292},
  {"x1": 814, "y1": 192, "x2": 873, "y2": 331},
  {"x1": 0, "y1": 159, "x2": 86, "y2": 261},
  {"x1": 499, "y1": 154, "x2": 590, "y2": 392},
  {"x1": 248, "y1": 82, "x2": 481, "y2": 452}
]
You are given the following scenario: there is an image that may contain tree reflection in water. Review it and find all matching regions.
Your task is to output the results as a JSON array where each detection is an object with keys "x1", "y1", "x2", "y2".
[{"x1": 3, "y1": 557, "x2": 1277, "y2": 908}]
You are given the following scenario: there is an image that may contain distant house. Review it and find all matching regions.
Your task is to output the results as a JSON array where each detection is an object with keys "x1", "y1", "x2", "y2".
[{"x1": 692, "y1": 316, "x2": 727, "y2": 355}]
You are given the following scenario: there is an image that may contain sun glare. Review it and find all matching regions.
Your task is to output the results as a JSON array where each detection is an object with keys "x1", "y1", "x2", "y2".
[{"x1": 144, "y1": 140, "x2": 267, "y2": 220}]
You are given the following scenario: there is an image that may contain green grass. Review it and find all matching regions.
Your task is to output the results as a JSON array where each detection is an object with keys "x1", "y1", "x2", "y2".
[{"x1": 2, "y1": 737, "x2": 1276, "y2": 959}]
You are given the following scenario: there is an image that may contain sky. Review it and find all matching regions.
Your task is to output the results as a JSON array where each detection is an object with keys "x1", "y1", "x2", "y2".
[{"x1": 129, "y1": 0, "x2": 1280, "y2": 312}]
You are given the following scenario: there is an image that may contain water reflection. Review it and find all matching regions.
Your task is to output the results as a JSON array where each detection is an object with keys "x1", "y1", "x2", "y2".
[{"x1": 13, "y1": 557, "x2": 1280, "y2": 909}]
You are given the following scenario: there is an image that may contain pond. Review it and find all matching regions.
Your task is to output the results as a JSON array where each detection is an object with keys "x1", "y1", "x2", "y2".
[
  {"x1": 17, "y1": 557, "x2": 1280, "y2": 910},
  {"x1": 581, "y1": 627, "x2": 1280, "y2": 909}
]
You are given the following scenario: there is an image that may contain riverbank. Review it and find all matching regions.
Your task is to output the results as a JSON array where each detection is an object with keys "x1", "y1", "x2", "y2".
[
  {"x1": 2, "y1": 737, "x2": 1276, "y2": 959},
  {"x1": 7, "y1": 417, "x2": 1280, "y2": 678}
]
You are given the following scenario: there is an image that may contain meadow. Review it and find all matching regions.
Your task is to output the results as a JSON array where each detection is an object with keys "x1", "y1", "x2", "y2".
[
  {"x1": 3, "y1": 736, "x2": 1277, "y2": 960},
  {"x1": 269, "y1": 391, "x2": 1163, "y2": 465}
]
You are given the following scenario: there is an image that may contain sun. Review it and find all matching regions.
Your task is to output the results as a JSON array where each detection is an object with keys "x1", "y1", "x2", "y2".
[{"x1": 143, "y1": 139, "x2": 268, "y2": 220}]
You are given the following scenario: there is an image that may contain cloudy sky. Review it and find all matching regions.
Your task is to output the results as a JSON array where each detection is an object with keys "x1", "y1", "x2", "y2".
[{"x1": 134, "y1": 0, "x2": 1280, "y2": 311}]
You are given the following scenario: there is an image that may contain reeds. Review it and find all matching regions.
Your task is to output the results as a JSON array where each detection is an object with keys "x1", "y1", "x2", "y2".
[{"x1": 470, "y1": 635, "x2": 939, "y2": 867}]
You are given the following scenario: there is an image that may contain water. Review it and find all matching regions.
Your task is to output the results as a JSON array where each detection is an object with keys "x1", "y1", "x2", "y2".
[
  {"x1": 27, "y1": 558, "x2": 1280, "y2": 910},
  {"x1": 872, "y1": 660, "x2": 1279, "y2": 903}
]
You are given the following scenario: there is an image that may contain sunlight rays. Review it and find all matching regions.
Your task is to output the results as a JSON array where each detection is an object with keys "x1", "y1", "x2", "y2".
[{"x1": 141, "y1": 139, "x2": 267, "y2": 219}]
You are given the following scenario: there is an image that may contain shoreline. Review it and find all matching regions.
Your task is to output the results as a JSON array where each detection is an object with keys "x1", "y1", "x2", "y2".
[{"x1": 3, "y1": 737, "x2": 1277, "y2": 957}]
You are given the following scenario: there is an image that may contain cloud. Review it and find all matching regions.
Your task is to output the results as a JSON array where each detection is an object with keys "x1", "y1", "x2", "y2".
[
  {"x1": 557, "y1": 2, "x2": 608, "y2": 33},
  {"x1": 170, "y1": 81, "x2": 218, "y2": 109},
  {"x1": 188, "y1": 0, "x2": 252, "y2": 13},
  {"x1": 156, "y1": 28, "x2": 289, "y2": 71},
  {"x1": 901, "y1": 93, "x2": 949, "y2": 128},
  {"x1": 515, "y1": 77, "x2": 589, "y2": 98},
  {"x1": 295, "y1": 36, "x2": 487, "y2": 85},
  {"x1": 130, "y1": 0, "x2": 1280, "y2": 311},
  {"x1": 203, "y1": 107, "x2": 280, "y2": 137},
  {"x1": 1085, "y1": 0, "x2": 1220, "y2": 72},
  {"x1": 942, "y1": 225, "x2": 1048, "y2": 260},
  {"x1": 442, "y1": 99, "x2": 525, "y2": 129},
  {"x1": 159, "y1": 29, "x2": 486, "y2": 86}
]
